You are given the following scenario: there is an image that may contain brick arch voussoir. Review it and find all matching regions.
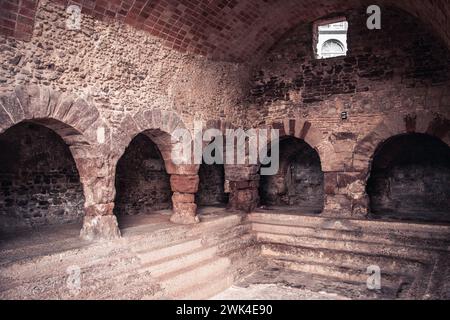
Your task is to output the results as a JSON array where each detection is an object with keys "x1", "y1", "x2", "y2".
[
  {"x1": 0, "y1": 86, "x2": 108, "y2": 224},
  {"x1": 353, "y1": 112, "x2": 450, "y2": 174},
  {"x1": 252, "y1": 119, "x2": 329, "y2": 175},
  {"x1": 315, "y1": 140, "x2": 336, "y2": 172},
  {"x1": 0, "y1": 85, "x2": 100, "y2": 146},
  {"x1": 353, "y1": 120, "x2": 404, "y2": 174},
  {"x1": 127, "y1": 108, "x2": 197, "y2": 176}
]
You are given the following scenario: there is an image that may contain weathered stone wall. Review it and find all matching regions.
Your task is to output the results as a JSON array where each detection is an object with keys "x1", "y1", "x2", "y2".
[
  {"x1": 0, "y1": 0, "x2": 251, "y2": 238},
  {"x1": 0, "y1": 0, "x2": 250, "y2": 128},
  {"x1": 0, "y1": 122, "x2": 84, "y2": 232},
  {"x1": 114, "y1": 133, "x2": 172, "y2": 216},
  {"x1": 238, "y1": 6, "x2": 450, "y2": 217},
  {"x1": 367, "y1": 133, "x2": 450, "y2": 222},
  {"x1": 196, "y1": 164, "x2": 228, "y2": 207},
  {"x1": 248, "y1": 6, "x2": 450, "y2": 126},
  {"x1": 0, "y1": 2, "x2": 449, "y2": 239}
]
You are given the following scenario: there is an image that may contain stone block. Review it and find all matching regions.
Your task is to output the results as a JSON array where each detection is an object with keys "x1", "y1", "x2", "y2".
[
  {"x1": 172, "y1": 192, "x2": 195, "y2": 203},
  {"x1": 80, "y1": 215, "x2": 121, "y2": 241},
  {"x1": 170, "y1": 174, "x2": 199, "y2": 193}
]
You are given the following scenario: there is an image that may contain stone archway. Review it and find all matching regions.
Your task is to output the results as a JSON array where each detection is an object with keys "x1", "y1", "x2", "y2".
[
  {"x1": 366, "y1": 133, "x2": 450, "y2": 222},
  {"x1": 0, "y1": 121, "x2": 85, "y2": 233},
  {"x1": 195, "y1": 122, "x2": 231, "y2": 210},
  {"x1": 259, "y1": 136, "x2": 324, "y2": 214},
  {"x1": 354, "y1": 114, "x2": 450, "y2": 171},
  {"x1": 114, "y1": 132, "x2": 172, "y2": 220},
  {"x1": 0, "y1": 85, "x2": 119, "y2": 240},
  {"x1": 114, "y1": 109, "x2": 199, "y2": 226},
  {"x1": 224, "y1": 119, "x2": 332, "y2": 213},
  {"x1": 352, "y1": 113, "x2": 450, "y2": 218}
]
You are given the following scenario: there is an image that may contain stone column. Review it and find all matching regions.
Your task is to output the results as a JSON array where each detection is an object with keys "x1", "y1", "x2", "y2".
[
  {"x1": 323, "y1": 171, "x2": 369, "y2": 218},
  {"x1": 225, "y1": 165, "x2": 260, "y2": 213},
  {"x1": 170, "y1": 174, "x2": 200, "y2": 224},
  {"x1": 75, "y1": 156, "x2": 121, "y2": 241}
]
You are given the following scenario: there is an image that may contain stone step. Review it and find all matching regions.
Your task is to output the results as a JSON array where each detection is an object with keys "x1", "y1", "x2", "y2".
[
  {"x1": 256, "y1": 232, "x2": 441, "y2": 262},
  {"x1": 138, "y1": 245, "x2": 218, "y2": 278},
  {"x1": 261, "y1": 243, "x2": 424, "y2": 276},
  {"x1": 0, "y1": 251, "x2": 144, "y2": 299},
  {"x1": 253, "y1": 222, "x2": 450, "y2": 250},
  {"x1": 0, "y1": 238, "x2": 89, "y2": 266},
  {"x1": 94, "y1": 272, "x2": 161, "y2": 300},
  {"x1": 125, "y1": 214, "x2": 243, "y2": 252},
  {"x1": 270, "y1": 258, "x2": 410, "y2": 294},
  {"x1": 249, "y1": 213, "x2": 450, "y2": 240},
  {"x1": 159, "y1": 256, "x2": 231, "y2": 297},
  {"x1": 176, "y1": 272, "x2": 234, "y2": 300},
  {"x1": 135, "y1": 238, "x2": 204, "y2": 265}
]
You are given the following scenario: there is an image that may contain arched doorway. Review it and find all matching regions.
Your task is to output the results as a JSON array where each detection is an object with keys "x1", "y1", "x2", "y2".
[
  {"x1": 0, "y1": 122, "x2": 85, "y2": 235},
  {"x1": 259, "y1": 136, "x2": 324, "y2": 214},
  {"x1": 114, "y1": 132, "x2": 172, "y2": 227},
  {"x1": 366, "y1": 133, "x2": 450, "y2": 222}
]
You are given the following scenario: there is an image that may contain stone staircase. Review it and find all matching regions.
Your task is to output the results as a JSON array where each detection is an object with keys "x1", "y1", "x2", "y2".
[
  {"x1": 0, "y1": 213, "x2": 258, "y2": 300},
  {"x1": 248, "y1": 212, "x2": 450, "y2": 299},
  {"x1": 1, "y1": 211, "x2": 449, "y2": 300},
  {"x1": 135, "y1": 238, "x2": 233, "y2": 299}
]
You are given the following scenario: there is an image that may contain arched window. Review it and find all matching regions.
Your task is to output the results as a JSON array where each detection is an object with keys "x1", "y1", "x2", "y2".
[
  {"x1": 321, "y1": 39, "x2": 345, "y2": 58},
  {"x1": 314, "y1": 18, "x2": 348, "y2": 59}
]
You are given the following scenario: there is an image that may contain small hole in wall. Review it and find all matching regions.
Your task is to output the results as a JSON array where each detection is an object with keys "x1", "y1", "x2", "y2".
[{"x1": 314, "y1": 18, "x2": 348, "y2": 59}]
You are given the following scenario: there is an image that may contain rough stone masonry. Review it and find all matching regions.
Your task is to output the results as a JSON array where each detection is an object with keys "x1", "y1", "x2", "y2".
[
  {"x1": 0, "y1": 0, "x2": 449, "y2": 300},
  {"x1": 0, "y1": 0, "x2": 449, "y2": 238}
]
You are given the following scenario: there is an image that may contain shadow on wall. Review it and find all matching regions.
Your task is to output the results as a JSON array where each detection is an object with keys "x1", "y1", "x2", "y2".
[
  {"x1": 367, "y1": 133, "x2": 450, "y2": 223},
  {"x1": 0, "y1": 122, "x2": 85, "y2": 234}
]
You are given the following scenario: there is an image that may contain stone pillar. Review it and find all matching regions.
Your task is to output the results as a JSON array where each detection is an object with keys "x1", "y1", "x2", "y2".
[
  {"x1": 320, "y1": 132, "x2": 370, "y2": 218},
  {"x1": 75, "y1": 156, "x2": 121, "y2": 241},
  {"x1": 225, "y1": 165, "x2": 260, "y2": 213},
  {"x1": 170, "y1": 174, "x2": 200, "y2": 224},
  {"x1": 323, "y1": 171, "x2": 369, "y2": 218}
]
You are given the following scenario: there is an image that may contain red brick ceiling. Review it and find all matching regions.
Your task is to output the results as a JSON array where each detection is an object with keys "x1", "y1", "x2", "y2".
[{"x1": 1, "y1": 0, "x2": 449, "y2": 62}]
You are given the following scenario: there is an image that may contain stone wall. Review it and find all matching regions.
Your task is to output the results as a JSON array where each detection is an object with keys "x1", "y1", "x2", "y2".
[
  {"x1": 114, "y1": 133, "x2": 172, "y2": 216},
  {"x1": 238, "y1": 6, "x2": 450, "y2": 217},
  {"x1": 0, "y1": 0, "x2": 250, "y2": 128},
  {"x1": 248, "y1": 6, "x2": 450, "y2": 126},
  {"x1": 0, "y1": 1, "x2": 449, "y2": 239},
  {"x1": 0, "y1": 0, "x2": 251, "y2": 238},
  {"x1": 0, "y1": 122, "x2": 84, "y2": 232}
]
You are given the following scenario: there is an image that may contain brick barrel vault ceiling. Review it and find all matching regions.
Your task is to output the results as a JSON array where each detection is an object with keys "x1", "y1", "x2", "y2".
[{"x1": 1, "y1": 0, "x2": 449, "y2": 62}]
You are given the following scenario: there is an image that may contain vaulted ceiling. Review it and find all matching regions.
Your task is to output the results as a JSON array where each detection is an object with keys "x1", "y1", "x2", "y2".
[{"x1": 2, "y1": 0, "x2": 449, "y2": 62}]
